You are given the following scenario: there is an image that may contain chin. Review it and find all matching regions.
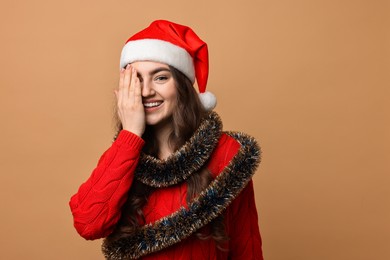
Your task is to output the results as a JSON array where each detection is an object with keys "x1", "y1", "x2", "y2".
[{"x1": 145, "y1": 114, "x2": 173, "y2": 127}]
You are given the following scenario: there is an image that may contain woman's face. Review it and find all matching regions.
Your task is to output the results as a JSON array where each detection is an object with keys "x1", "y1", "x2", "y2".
[{"x1": 131, "y1": 61, "x2": 177, "y2": 127}]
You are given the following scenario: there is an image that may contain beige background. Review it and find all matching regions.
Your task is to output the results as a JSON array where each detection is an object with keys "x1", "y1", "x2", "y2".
[{"x1": 1, "y1": 0, "x2": 389, "y2": 259}]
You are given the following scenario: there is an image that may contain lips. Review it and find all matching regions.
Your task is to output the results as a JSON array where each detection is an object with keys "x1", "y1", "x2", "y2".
[{"x1": 143, "y1": 101, "x2": 163, "y2": 108}]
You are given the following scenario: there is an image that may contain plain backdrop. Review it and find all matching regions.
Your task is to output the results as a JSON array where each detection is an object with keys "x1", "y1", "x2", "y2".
[{"x1": 0, "y1": 0, "x2": 389, "y2": 259}]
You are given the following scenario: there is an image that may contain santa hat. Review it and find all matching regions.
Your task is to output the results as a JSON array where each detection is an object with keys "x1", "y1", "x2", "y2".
[{"x1": 120, "y1": 20, "x2": 217, "y2": 110}]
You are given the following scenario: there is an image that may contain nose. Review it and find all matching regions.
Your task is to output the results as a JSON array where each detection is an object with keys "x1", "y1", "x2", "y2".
[{"x1": 141, "y1": 80, "x2": 156, "y2": 97}]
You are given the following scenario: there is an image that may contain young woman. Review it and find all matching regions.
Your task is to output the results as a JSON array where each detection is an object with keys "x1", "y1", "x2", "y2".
[{"x1": 70, "y1": 20, "x2": 263, "y2": 260}]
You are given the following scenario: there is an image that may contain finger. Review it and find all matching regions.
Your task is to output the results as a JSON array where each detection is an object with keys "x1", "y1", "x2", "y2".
[
  {"x1": 118, "y1": 67, "x2": 125, "y2": 95},
  {"x1": 122, "y1": 64, "x2": 132, "y2": 100},
  {"x1": 134, "y1": 75, "x2": 142, "y2": 105},
  {"x1": 118, "y1": 68, "x2": 125, "y2": 90},
  {"x1": 117, "y1": 69, "x2": 125, "y2": 106},
  {"x1": 129, "y1": 67, "x2": 137, "y2": 103}
]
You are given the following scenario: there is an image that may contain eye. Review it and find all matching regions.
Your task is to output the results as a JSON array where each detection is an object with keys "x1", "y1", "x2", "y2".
[{"x1": 155, "y1": 75, "x2": 169, "y2": 82}]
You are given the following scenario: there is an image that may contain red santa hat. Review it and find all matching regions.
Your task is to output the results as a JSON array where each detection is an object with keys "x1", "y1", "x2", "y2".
[{"x1": 120, "y1": 20, "x2": 217, "y2": 110}]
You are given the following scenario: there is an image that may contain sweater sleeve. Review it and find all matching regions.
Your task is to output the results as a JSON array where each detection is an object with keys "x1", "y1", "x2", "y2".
[
  {"x1": 209, "y1": 133, "x2": 263, "y2": 259},
  {"x1": 228, "y1": 180, "x2": 264, "y2": 260},
  {"x1": 69, "y1": 130, "x2": 145, "y2": 240}
]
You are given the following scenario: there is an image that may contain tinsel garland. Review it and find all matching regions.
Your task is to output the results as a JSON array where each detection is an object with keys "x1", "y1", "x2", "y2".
[
  {"x1": 134, "y1": 112, "x2": 222, "y2": 188},
  {"x1": 102, "y1": 129, "x2": 261, "y2": 260}
]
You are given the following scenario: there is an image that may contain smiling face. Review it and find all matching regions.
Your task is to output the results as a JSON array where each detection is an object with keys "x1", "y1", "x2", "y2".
[{"x1": 131, "y1": 61, "x2": 178, "y2": 128}]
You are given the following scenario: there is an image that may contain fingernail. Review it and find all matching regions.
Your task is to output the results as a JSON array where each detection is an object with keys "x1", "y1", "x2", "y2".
[
  {"x1": 126, "y1": 64, "x2": 130, "y2": 69},
  {"x1": 120, "y1": 68, "x2": 125, "y2": 72}
]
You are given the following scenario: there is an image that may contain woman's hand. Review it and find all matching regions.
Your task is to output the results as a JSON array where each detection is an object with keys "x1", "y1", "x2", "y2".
[{"x1": 115, "y1": 64, "x2": 145, "y2": 137}]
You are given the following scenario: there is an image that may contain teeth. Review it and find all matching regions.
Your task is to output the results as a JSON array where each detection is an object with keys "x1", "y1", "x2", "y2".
[{"x1": 144, "y1": 102, "x2": 162, "y2": 108}]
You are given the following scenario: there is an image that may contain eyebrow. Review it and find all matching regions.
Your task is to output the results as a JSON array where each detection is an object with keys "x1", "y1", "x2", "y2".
[
  {"x1": 137, "y1": 67, "x2": 171, "y2": 78},
  {"x1": 150, "y1": 67, "x2": 171, "y2": 75}
]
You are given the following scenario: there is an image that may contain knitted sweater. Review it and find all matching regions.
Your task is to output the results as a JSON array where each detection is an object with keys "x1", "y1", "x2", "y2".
[{"x1": 69, "y1": 112, "x2": 263, "y2": 259}]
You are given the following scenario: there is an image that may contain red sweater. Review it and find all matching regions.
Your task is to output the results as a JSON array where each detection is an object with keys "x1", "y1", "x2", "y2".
[{"x1": 70, "y1": 130, "x2": 263, "y2": 259}]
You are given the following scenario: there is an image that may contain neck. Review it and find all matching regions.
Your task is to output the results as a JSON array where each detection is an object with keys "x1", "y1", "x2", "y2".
[{"x1": 152, "y1": 121, "x2": 175, "y2": 160}]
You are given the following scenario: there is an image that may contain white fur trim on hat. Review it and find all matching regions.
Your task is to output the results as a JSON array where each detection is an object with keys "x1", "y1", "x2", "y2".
[
  {"x1": 120, "y1": 39, "x2": 195, "y2": 83},
  {"x1": 199, "y1": 91, "x2": 217, "y2": 111}
]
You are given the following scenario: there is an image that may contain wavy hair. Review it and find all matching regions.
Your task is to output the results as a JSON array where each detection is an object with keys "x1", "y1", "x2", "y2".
[{"x1": 107, "y1": 65, "x2": 228, "y2": 248}]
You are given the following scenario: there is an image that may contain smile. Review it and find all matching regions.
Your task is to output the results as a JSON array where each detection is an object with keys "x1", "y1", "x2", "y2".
[{"x1": 143, "y1": 101, "x2": 163, "y2": 108}]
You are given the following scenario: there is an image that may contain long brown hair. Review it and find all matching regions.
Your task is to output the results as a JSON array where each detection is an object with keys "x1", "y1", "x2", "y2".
[{"x1": 108, "y1": 65, "x2": 227, "y2": 246}]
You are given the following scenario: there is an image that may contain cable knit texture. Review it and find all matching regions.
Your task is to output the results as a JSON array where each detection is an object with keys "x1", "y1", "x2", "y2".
[
  {"x1": 69, "y1": 113, "x2": 263, "y2": 259},
  {"x1": 69, "y1": 131, "x2": 144, "y2": 240}
]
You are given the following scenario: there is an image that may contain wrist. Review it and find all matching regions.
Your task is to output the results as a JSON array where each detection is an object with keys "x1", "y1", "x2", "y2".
[
  {"x1": 122, "y1": 126, "x2": 144, "y2": 137},
  {"x1": 115, "y1": 130, "x2": 145, "y2": 149}
]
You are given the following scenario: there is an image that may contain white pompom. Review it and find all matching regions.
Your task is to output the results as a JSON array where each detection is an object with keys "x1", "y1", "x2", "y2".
[{"x1": 199, "y1": 91, "x2": 217, "y2": 111}]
